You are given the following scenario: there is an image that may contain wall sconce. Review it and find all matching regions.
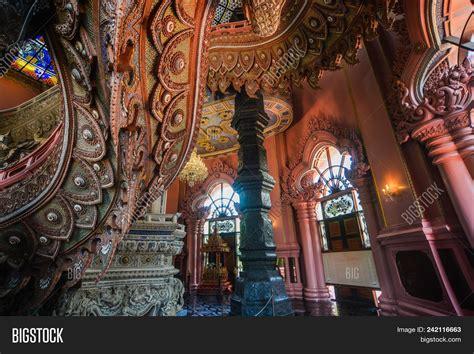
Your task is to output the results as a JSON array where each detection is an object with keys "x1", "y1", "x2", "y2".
[{"x1": 381, "y1": 184, "x2": 402, "y2": 202}]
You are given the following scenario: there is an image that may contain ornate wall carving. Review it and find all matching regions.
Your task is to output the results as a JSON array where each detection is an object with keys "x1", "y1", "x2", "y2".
[
  {"x1": 397, "y1": 58, "x2": 473, "y2": 144},
  {"x1": 55, "y1": 214, "x2": 186, "y2": 316},
  {"x1": 0, "y1": 86, "x2": 62, "y2": 145},
  {"x1": 0, "y1": 0, "x2": 216, "y2": 314},
  {"x1": 281, "y1": 116, "x2": 369, "y2": 204},
  {"x1": 208, "y1": 0, "x2": 398, "y2": 96},
  {"x1": 389, "y1": 0, "x2": 473, "y2": 145},
  {"x1": 243, "y1": 0, "x2": 285, "y2": 37}
]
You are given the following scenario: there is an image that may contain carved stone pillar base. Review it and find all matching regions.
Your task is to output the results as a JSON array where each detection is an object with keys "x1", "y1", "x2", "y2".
[
  {"x1": 54, "y1": 214, "x2": 186, "y2": 316},
  {"x1": 303, "y1": 287, "x2": 330, "y2": 302},
  {"x1": 303, "y1": 300, "x2": 334, "y2": 316},
  {"x1": 231, "y1": 269, "x2": 293, "y2": 316}
]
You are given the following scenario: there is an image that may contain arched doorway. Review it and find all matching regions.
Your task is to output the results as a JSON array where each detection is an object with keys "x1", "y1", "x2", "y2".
[
  {"x1": 202, "y1": 181, "x2": 241, "y2": 286},
  {"x1": 312, "y1": 145, "x2": 371, "y2": 252},
  {"x1": 311, "y1": 144, "x2": 378, "y2": 312}
]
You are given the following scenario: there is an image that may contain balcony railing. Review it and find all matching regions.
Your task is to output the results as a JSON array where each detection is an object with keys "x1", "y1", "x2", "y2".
[{"x1": 0, "y1": 122, "x2": 63, "y2": 190}]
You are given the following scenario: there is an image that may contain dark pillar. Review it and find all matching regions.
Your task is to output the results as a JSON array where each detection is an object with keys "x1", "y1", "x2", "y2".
[{"x1": 231, "y1": 90, "x2": 293, "y2": 316}]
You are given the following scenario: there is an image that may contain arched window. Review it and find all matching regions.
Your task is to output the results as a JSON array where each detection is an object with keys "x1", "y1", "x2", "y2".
[
  {"x1": 204, "y1": 182, "x2": 239, "y2": 219},
  {"x1": 312, "y1": 145, "x2": 371, "y2": 251},
  {"x1": 202, "y1": 181, "x2": 242, "y2": 274},
  {"x1": 313, "y1": 145, "x2": 352, "y2": 197}
]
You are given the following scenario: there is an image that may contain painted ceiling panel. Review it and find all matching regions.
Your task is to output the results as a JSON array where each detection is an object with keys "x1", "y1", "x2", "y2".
[{"x1": 198, "y1": 94, "x2": 293, "y2": 157}]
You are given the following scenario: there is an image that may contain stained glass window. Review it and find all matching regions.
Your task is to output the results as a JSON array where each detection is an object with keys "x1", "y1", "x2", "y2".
[
  {"x1": 313, "y1": 145, "x2": 352, "y2": 196},
  {"x1": 322, "y1": 194, "x2": 355, "y2": 219},
  {"x1": 213, "y1": 0, "x2": 243, "y2": 25},
  {"x1": 11, "y1": 35, "x2": 58, "y2": 86}
]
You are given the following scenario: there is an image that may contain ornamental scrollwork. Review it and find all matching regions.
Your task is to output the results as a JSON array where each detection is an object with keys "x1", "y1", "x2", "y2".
[
  {"x1": 0, "y1": 0, "x2": 215, "y2": 314},
  {"x1": 55, "y1": 217, "x2": 186, "y2": 317},
  {"x1": 208, "y1": 0, "x2": 399, "y2": 97},
  {"x1": 396, "y1": 58, "x2": 473, "y2": 143},
  {"x1": 281, "y1": 116, "x2": 369, "y2": 205}
]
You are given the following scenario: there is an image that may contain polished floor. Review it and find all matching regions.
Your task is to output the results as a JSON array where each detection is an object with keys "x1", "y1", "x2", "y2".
[
  {"x1": 184, "y1": 294, "x2": 231, "y2": 317},
  {"x1": 183, "y1": 294, "x2": 378, "y2": 317}
]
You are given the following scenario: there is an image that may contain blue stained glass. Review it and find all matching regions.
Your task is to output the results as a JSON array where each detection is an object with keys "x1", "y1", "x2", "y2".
[{"x1": 11, "y1": 35, "x2": 58, "y2": 86}]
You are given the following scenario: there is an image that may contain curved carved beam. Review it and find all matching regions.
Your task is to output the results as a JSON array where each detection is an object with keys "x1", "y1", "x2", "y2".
[
  {"x1": 207, "y1": 0, "x2": 397, "y2": 97},
  {"x1": 0, "y1": 0, "x2": 215, "y2": 314}
]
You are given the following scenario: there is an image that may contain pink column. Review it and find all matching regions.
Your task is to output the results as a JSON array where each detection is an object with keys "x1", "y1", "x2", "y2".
[
  {"x1": 283, "y1": 257, "x2": 290, "y2": 286},
  {"x1": 293, "y1": 201, "x2": 330, "y2": 302},
  {"x1": 424, "y1": 131, "x2": 474, "y2": 246},
  {"x1": 195, "y1": 218, "x2": 206, "y2": 288},
  {"x1": 452, "y1": 126, "x2": 474, "y2": 177},
  {"x1": 185, "y1": 217, "x2": 199, "y2": 291},
  {"x1": 351, "y1": 175, "x2": 399, "y2": 315},
  {"x1": 307, "y1": 203, "x2": 331, "y2": 299},
  {"x1": 184, "y1": 207, "x2": 210, "y2": 291},
  {"x1": 405, "y1": 59, "x2": 473, "y2": 247}
]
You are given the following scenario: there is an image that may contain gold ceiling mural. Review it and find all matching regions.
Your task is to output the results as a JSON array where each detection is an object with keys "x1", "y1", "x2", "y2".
[{"x1": 198, "y1": 95, "x2": 292, "y2": 157}]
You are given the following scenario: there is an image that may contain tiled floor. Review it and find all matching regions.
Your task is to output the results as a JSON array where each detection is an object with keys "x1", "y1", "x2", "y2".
[
  {"x1": 184, "y1": 294, "x2": 231, "y2": 317},
  {"x1": 183, "y1": 294, "x2": 378, "y2": 317}
]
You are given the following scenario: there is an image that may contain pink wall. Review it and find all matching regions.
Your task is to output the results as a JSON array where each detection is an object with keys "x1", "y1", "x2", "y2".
[
  {"x1": 166, "y1": 179, "x2": 181, "y2": 214},
  {"x1": 342, "y1": 48, "x2": 416, "y2": 227},
  {"x1": 0, "y1": 75, "x2": 42, "y2": 110},
  {"x1": 284, "y1": 48, "x2": 417, "y2": 227}
]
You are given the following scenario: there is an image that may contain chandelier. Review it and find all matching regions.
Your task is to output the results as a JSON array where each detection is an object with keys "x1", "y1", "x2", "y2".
[
  {"x1": 243, "y1": 0, "x2": 286, "y2": 37},
  {"x1": 178, "y1": 149, "x2": 209, "y2": 187}
]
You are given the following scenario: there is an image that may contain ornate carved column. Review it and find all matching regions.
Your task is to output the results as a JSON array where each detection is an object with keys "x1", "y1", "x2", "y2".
[
  {"x1": 421, "y1": 131, "x2": 473, "y2": 242},
  {"x1": 292, "y1": 198, "x2": 330, "y2": 302},
  {"x1": 231, "y1": 90, "x2": 292, "y2": 316},
  {"x1": 282, "y1": 174, "x2": 330, "y2": 302},
  {"x1": 183, "y1": 207, "x2": 210, "y2": 292},
  {"x1": 398, "y1": 59, "x2": 474, "y2": 246}
]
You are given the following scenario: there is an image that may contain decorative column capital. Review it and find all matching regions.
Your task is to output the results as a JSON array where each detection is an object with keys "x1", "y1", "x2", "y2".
[
  {"x1": 347, "y1": 161, "x2": 371, "y2": 186},
  {"x1": 183, "y1": 205, "x2": 211, "y2": 225},
  {"x1": 281, "y1": 166, "x2": 324, "y2": 207},
  {"x1": 194, "y1": 206, "x2": 211, "y2": 221},
  {"x1": 396, "y1": 58, "x2": 473, "y2": 144}
]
